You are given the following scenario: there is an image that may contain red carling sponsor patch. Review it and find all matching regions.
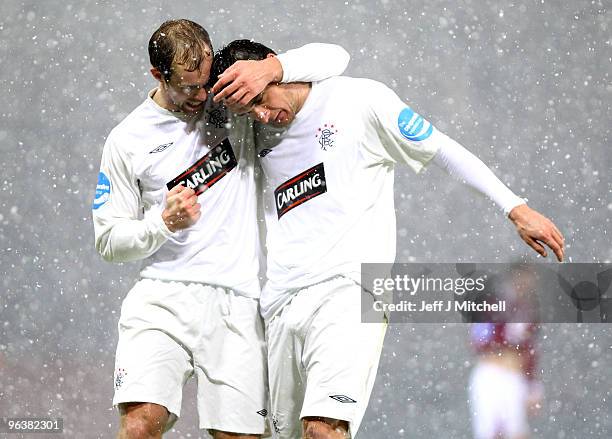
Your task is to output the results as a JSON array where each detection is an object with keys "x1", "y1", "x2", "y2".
[
  {"x1": 166, "y1": 138, "x2": 237, "y2": 195},
  {"x1": 274, "y1": 163, "x2": 327, "y2": 219}
]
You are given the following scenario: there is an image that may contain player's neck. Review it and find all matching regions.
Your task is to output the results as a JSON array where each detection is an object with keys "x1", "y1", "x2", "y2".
[{"x1": 152, "y1": 86, "x2": 180, "y2": 112}]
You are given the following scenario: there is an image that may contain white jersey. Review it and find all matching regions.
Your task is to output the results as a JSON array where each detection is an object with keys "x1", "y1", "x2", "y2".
[
  {"x1": 92, "y1": 44, "x2": 350, "y2": 298},
  {"x1": 257, "y1": 76, "x2": 444, "y2": 318},
  {"x1": 93, "y1": 93, "x2": 263, "y2": 295}
]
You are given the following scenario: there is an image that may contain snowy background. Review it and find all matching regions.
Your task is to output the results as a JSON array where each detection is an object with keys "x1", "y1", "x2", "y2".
[{"x1": 1, "y1": 0, "x2": 610, "y2": 437}]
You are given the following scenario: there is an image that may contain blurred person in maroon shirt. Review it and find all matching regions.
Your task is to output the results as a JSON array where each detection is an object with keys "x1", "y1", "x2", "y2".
[{"x1": 468, "y1": 266, "x2": 543, "y2": 439}]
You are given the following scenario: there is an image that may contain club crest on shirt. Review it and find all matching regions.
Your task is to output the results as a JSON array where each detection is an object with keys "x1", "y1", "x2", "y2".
[
  {"x1": 397, "y1": 107, "x2": 433, "y2": 142},
  {"x1": 206, "y1": 107, "x2": 228, "y2": 128},
  {"x1": 166, "y1": 138, "x2": 237, "y2": 195},
  {"x1": 272, "y1": 415, "x2": 281, "y2": 434},
  {"x1": 274, "y1": 163, "x2": 327, "y2": 219},
  {"x1": 315, "y1": 123, "x2": 338, "y2": 151},
  {"x1": 114, "y1": 368, "x2": 128, "y2": 390}
]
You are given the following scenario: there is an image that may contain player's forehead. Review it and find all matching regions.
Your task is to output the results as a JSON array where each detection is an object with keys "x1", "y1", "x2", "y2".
[
  {"x1": 171, "y1": 61, "x2": 211, "y2": 86},
  {"x1": 254, "y1": 83, "x2": 282, "y2": 103},
  {"x1": 236, "y1": 87, "x2": 272, "y2": 114}
]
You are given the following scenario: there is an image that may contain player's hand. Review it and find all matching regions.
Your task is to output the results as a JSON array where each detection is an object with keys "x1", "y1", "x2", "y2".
[
  {"x1": 508, "y1": 204, "x2": 565, "y2": 262},
  {"x1": 162, "y1": 185, "x2": 201, "y2": 232},
  {"x1": 212, "y1": 56, "x2": 282, "y2": 106}
]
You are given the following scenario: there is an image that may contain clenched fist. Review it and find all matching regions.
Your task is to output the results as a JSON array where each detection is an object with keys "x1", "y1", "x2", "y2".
[{"x1": 162, "y1": 185, "x2": 201, "y2": 232}]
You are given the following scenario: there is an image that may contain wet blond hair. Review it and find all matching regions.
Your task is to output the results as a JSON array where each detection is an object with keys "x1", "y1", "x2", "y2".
[{"x1": 148, "y1": 19, "x2": 212, "y2": 82}]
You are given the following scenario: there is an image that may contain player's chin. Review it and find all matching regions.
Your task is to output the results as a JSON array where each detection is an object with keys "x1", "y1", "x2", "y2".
[
  {"x1": 269, "y1": 120, "x2": 289, "y2": 128},
  {"x1": 182, "y1": 102, "x2": 205, "y2": 113}
]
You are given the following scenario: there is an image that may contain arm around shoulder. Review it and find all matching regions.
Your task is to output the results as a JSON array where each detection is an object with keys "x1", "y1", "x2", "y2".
[{"x1": 276, "y1": 43, "x2": 350, "y2": 83}]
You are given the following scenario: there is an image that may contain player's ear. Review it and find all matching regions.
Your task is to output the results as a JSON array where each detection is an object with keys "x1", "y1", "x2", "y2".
[
  {"x1": 266, "y1": 53, "x2": 276, "y2": 59},
  {"x1": 151, "y1": 67, "x2": 164, "y2": 82}
]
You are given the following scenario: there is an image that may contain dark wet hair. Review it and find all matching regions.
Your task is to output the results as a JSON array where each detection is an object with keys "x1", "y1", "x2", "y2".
[{"x1": 209, "y1": 39, "x2": 276, "y2": 87}]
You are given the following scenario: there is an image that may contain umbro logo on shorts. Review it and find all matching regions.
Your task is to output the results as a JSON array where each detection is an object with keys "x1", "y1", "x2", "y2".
[
  {"x1": 149, "y1": 142, "x2": 174, "y2": 154},
  {"x1": 329, "y1": 395, "x2": 357, "y2": 403},
  {"x1": 257, "y1": 409, "x2": 268, "y2": 417},
  {"x1": 166, "y1": 138, "x2": 237, "y2": 196},
  {"x1": 274, "y1": 162, "x2": 327, "y2": 219}
]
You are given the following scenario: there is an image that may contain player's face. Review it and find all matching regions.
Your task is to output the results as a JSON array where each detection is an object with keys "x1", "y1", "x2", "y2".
[
  {"x1": 163, "y1": 59, "x2": 212, "y2": 114},
  {"x1": 242, "y1": 85, "x2": 296, "y2": 127}
]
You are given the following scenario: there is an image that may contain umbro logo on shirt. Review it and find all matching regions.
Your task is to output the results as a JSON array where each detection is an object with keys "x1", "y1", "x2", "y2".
[
  {"x1": 274, "y1": 163, "x2": 327, "y2": 219},
  {"x1": 149, "y1": 142, "x2": 174, "y2": 154},
  {"x1": 206, "y1": 107, "x2": 228, "y2": 128},
  {"x1": 166, "y1": 138, "x2": 237, "y2": 195},
  {"x1": 329, "y1": 395, "x2": 357, "y2": 403}
]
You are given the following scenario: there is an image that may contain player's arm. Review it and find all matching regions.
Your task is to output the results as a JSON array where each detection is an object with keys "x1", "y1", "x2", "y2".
[
  {"x1": 364, "y1": 80, "x2": 564, "y2": 261},
  {"x1": 212, "y1": 43, "x2": 350, "y2": 106},
  {"x1": 92, "y1": 138, "x2": 200, "y2": 263},
  {"x1": 432, "y1": 135, "x2": 564, "y2": 261}
]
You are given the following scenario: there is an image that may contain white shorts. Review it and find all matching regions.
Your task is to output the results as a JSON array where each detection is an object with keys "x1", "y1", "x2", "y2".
[
  {"x1": 266, "y1": 276, "x2": 387, "y2": 439},
  {"x1": 469, "y1": 362, "x2": 529, "y2": 439},
  {"x1": 113, "y1": 278, "x2": 268, "y2": 434}
]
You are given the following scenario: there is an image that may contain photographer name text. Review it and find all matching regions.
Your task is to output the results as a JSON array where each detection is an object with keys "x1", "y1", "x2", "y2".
[{"x1": 372, "y1": 299, "x2": 506, "y2": 313}]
